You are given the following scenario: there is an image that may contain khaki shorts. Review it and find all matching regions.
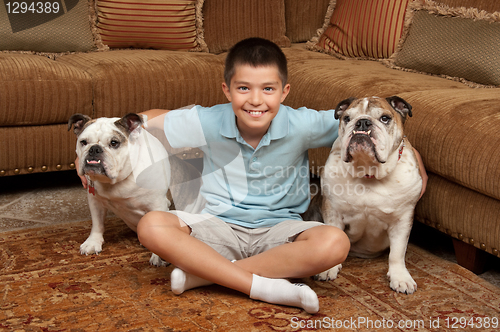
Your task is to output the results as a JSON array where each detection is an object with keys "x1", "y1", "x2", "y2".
[{"x1": 168, "y1": 211, "x2": 324, "y2": 261}]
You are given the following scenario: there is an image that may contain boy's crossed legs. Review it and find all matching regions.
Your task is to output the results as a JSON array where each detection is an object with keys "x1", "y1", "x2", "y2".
[{"x1": 137, "y1": 211, "x2": 350, "y2": 314}]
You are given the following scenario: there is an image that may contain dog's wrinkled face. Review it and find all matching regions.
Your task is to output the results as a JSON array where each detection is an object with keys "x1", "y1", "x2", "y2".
[
  {"x1": 68, "y1": 113, "x2": 143, "y2": 184},
  {"x1": 335, "y1": 96, "x2": 412, "y2": 165}
]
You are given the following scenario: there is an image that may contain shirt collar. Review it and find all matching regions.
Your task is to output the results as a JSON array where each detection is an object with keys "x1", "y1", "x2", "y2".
[{"x1": 220, "y1": 104, "x2": 289, "y2": 141}]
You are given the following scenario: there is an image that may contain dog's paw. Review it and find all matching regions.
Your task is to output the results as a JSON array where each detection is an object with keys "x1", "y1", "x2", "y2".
[
  {"x1": 315, "y1": 264, "x2": 342, "y2": 281},
  {"x1": 149, "y1": 253, "x2": 170, "y2": 267},
  {"x1": 80, "y1": 235, "x2": 104, "y2": 255},
  {"x1": 387, "y1": 268, "x2": 417, "y2": 294}
]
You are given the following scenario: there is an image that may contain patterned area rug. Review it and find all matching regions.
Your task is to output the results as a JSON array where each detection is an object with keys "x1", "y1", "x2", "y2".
[{"x1": 1, "y1": 218, "x2": 499, "y2": 331}]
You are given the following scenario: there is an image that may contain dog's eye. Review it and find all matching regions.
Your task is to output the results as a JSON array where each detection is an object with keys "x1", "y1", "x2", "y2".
[
  {"x1": 343, "y1": 116, "x2": 351, "y2": 123},
  {"x1": 80, "y1": 140, "x2": 87, "y2": 146},
  {"x1": 380, "y1": 115, "x2": 392, "y2": 124},
  {"x1": 110, "y1": 140, "x2": 120, "y2": 148}
]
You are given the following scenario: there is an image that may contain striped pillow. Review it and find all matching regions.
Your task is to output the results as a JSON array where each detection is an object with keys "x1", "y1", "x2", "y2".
[
  {"x1": 308, "y1": 0, "x2": 410, "y2": 59},
  {"x1": 96, "y1": 0, "x2": 206, "y2": 51}
]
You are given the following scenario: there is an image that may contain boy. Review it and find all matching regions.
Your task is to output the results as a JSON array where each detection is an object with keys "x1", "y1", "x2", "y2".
[{"x1": 137, "y1": 38, "x2": 350, "y2": 314}]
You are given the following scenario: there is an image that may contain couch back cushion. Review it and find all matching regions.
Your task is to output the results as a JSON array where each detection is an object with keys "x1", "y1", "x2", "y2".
[
  {"x1": 202, "y1": 0, "x2": 290, "y2": 54},
  {"x1": 284, "y1": 0, "x2": 331, "y2": 43},
  {"x1": 96, "y1": 0, "x2": 206, "y2": 51},
  {"x1": 308, "y1": 0, "x2": 410, "y2": 59},
  {"x1": 0, "y1": 0, "x2": 98, "y2": 52}
]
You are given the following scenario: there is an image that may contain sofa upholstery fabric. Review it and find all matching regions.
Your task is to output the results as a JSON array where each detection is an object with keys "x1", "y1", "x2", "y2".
[
  {"x1": 0, "y1": 53, "x2": 93, "y2": 126},
  {"x1": 57, "y1": 50, "x2": 227, "y2": 118}
]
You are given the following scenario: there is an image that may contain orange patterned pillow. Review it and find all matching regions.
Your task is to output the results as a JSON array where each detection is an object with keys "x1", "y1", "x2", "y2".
[
  {"x1": 309, "y1": 0, "x2": 410, "y2": 59},
  {"x1": 96, "y1": 0, "x2": 207, "y2": 51}
]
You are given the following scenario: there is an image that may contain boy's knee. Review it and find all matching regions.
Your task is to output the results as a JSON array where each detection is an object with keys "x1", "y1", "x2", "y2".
[
  {"x1": 316, "y1": 226, "x2": 350, "y2": 263},
  {"x1": 333, "y1": 227, "x2": 350, "y2": 260},
  {"x1": 137, "y1": 211, "x2": 168, "y2": 242},
  {"x1": 137, "y1": 211, "x2": 190, "y2": 243}
]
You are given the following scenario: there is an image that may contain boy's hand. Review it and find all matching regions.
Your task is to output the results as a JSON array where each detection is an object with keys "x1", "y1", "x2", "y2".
[
  {"x1": 413, "y1": 148, "x2": 427, "y2": 199},
  {"x1": 75, "y1": 157, "x2": 88, "y2": 189}
]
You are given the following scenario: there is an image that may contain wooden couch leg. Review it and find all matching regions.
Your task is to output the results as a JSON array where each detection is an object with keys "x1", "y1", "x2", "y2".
[{"x1": 452, "y1": 239, "x2": 488, "y2": 274}]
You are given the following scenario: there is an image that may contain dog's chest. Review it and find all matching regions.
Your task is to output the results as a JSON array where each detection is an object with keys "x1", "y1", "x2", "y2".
[
  {"x1": 325, "y1": 173, "x2": 418, "y2": 234},
  {"x1": 93, "y1": 194, "x2": 149, "y2": 227},
  {"x1": 92, "y1": 182, "x2": 169, "y2": 226}
]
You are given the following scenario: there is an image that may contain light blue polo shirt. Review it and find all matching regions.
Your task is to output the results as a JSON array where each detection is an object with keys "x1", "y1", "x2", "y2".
[{"x1": 164, "y1": 103, "x2": 338, "y2": 228}]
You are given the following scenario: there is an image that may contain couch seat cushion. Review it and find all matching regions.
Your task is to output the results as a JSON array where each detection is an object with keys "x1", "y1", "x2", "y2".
[
  {"x1": 282, "y1": 45, "x2": 469, "y2": 111},
  {"x1": 56, "y1": 50, "x2": 227, "y2": 118},
  {"x1": 0, "y1": 54, "x2": 93, "y2": 126}
]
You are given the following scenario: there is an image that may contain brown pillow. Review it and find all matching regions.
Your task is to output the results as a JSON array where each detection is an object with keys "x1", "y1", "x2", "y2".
[
  {"x1": 386, "y1": 0, "x2": 500, "y2": 87},
  {"x1": 308, "y1": 0, "x2": 410, "y2": 59},
  {"x1": 284, "y1": 0, "x2": 331, "y2": 43},
  {"x1": 96, "y1": 0, "x2": 207, "y2": 51},
  {"x1": 0, "y1": 0, "x2": 99, "y2": 52},
  {"x1": 202, "y1": 0, "x2": 290, "y2": 54}
]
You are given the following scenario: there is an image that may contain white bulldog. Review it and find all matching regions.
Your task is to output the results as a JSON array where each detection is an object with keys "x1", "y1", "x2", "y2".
[
  {"x1": 311, "y1": 96, "x2": 422, "y2": 294},
  {"x1": 68, "y1": 113, "x2": 205, "y2": 266}
]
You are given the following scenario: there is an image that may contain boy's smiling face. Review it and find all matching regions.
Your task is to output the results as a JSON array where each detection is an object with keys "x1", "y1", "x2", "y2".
[{"x1": 222, "y1": 64, "x2": 290, "y2": 146}]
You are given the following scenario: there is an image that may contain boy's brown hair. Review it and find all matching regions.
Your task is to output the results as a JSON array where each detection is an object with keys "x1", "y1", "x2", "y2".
[{"x1": 224, "y1": 38, "x2": 288, "y2": 88}]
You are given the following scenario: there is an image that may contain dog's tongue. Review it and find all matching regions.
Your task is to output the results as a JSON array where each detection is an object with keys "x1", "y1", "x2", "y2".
[{"x1": 87, "y1": 160, "x2": 101, "y2": 164}]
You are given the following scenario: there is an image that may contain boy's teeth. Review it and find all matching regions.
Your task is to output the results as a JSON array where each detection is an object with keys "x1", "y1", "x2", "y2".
[{"x1": 247, "y1": 110, "x2": 265, "y2": 115}]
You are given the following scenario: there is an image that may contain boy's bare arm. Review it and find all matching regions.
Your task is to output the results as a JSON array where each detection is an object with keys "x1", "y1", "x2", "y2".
[
  {"x1": 139, "y1": 109, "x2": 171, "y2": 133},
  {"x1": 140, "y1": 109, "x2": 170, "y2": 119}
]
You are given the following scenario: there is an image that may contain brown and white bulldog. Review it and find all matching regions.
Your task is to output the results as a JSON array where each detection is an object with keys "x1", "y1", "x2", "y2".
[
  {"x1": 310, "y1": 96, "x2": 422, "y2": 294},
  {"x1": 68, "y1": 113, "x2": 205, "y2": 266}
]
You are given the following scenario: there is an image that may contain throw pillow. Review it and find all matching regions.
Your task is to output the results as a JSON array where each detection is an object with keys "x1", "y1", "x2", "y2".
[
  {"x1": 0, "y1": 0, "x2": 100, "y2": 52},
  {"x1": 96, "y1": 0, "x2": 207, "y2": 51},
  {"x1": 308, "y1": 0, "x2": 410, "y2": 59},
  {"x1": 284, "y1": 0, "x2": 331, "y2": 43},
  {"x1": 386, "y1": 0, "x2": 500, "y2": 87},
  {"x1": 201, "y1": 0, "x2": 290, "y2": 54}
]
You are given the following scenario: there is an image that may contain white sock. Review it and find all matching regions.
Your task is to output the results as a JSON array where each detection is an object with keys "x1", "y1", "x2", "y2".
[
  {"x1": 249, "y1": 275, "x2": 319, "y2": 314},
  {"x1": 171, "y1": 260, "x2": 239, "y2": 295},
  {"x1": 170, "y1": 267, "x2": 214, "y2": 295}
]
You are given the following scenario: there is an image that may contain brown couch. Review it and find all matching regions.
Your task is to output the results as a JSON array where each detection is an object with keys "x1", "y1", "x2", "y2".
[{"x1": 1, "y1": 0, "x2": 498, "y2": 272}]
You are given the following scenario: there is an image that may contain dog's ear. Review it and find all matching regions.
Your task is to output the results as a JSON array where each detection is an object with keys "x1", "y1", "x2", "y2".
[
  {"x1": 68, "y1": 114, "x2": 92, "y2": 136},
  {"x1": 334, "y1": 97, "x2": 356, "y2": 119},
  {"x1": 115, "y1": 113, "x2": 143, "y2": 136},
  {"x1": 386, "y1": 96, "x2": 412, "y2": 123}
]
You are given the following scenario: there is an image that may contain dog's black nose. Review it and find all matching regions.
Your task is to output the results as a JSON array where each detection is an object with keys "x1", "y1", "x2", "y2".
[
  {"x1": 355, "y1": 119, "x2": 372, "y2": 132},
  {"x1": 89, "y1": 145, "x2": 103, "y2": 156}
]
